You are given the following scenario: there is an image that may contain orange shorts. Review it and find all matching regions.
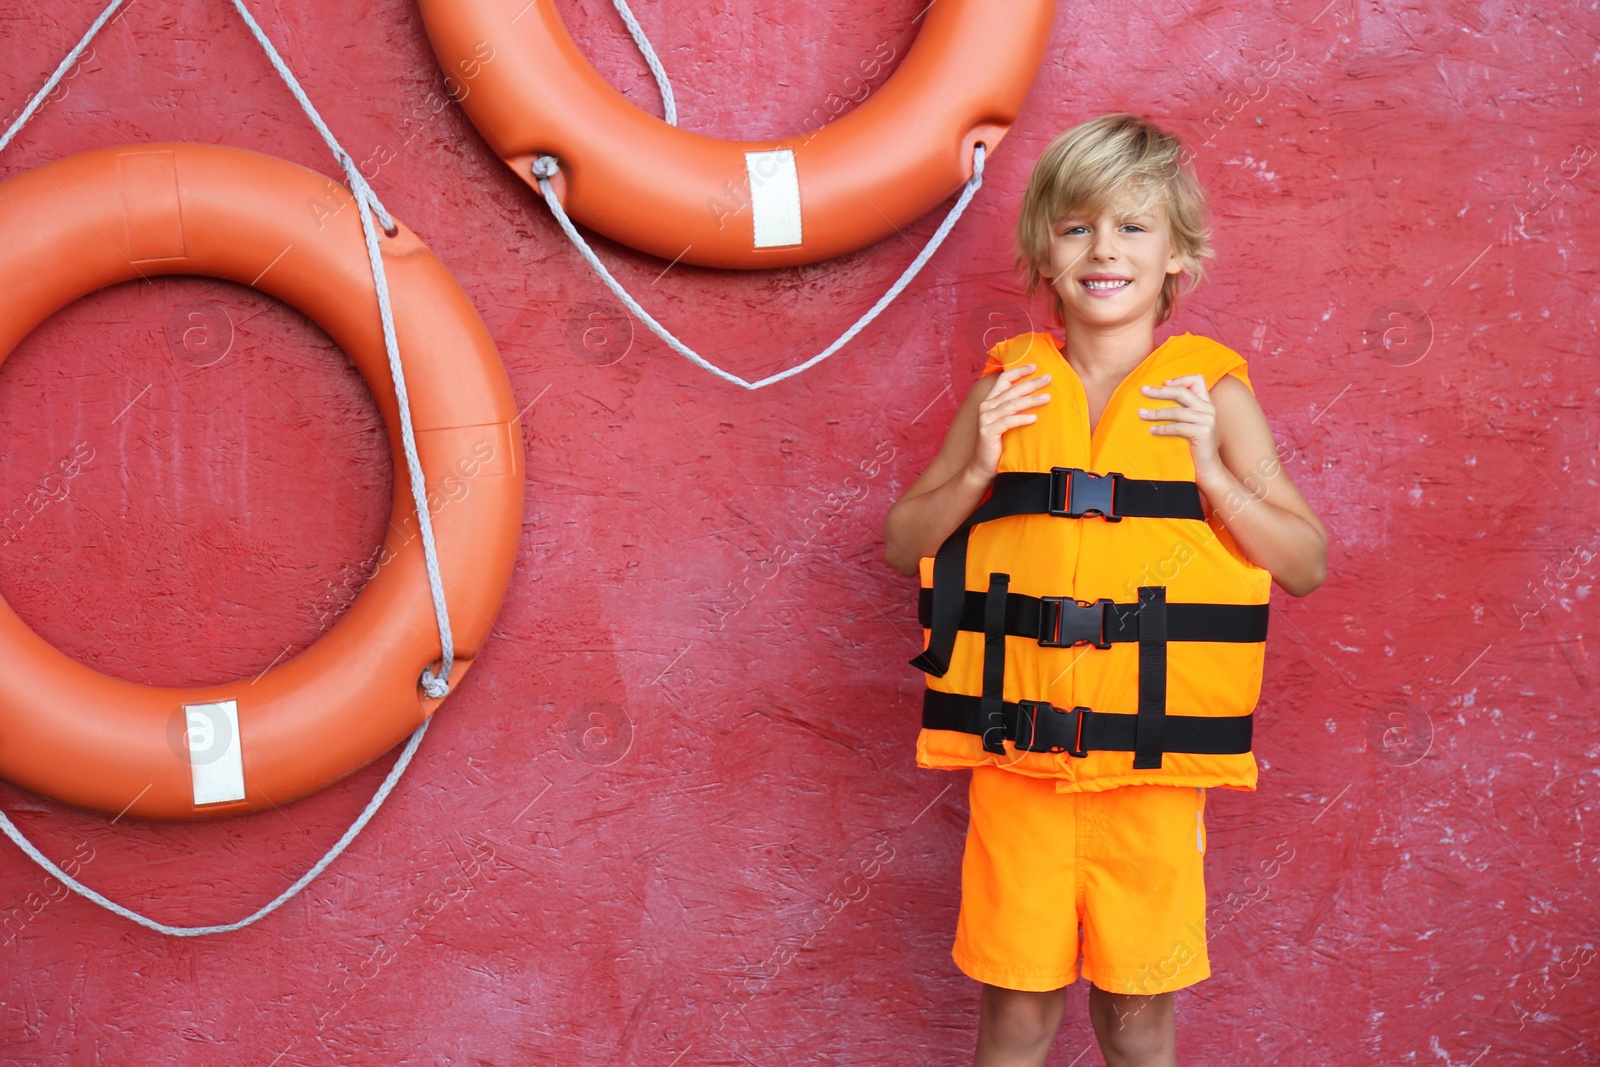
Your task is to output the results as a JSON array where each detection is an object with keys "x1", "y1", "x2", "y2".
[{"x1": 952, "y1": 766, "x2": 1212, "y2": 994}]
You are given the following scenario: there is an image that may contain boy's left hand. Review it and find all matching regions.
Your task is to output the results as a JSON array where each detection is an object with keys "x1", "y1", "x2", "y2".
[{"x1": 1137, "y1": 376, "x2": 1226, "y2": 484}]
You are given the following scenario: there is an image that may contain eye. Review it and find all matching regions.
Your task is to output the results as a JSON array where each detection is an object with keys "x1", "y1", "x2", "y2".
[{"x1": 1056, "y1": 223, "x2": 1145, "y2": 236}]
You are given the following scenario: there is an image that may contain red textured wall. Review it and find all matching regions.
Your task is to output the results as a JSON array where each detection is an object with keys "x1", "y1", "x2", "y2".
[{"x1": 2, "y1": 1, "x2": 1596, "y2": 1063}]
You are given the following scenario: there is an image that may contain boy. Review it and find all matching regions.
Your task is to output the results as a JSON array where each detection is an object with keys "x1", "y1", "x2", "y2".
[{"x1": 883, "y1": 114, "x2": 1327, "y2": 1066}]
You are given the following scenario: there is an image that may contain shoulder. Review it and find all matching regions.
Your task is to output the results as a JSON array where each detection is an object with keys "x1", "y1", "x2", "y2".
[
  {"x1": 1210, "y1": 374, "x2": 1263, "y2": 423},
  {"x1": 1206, "y1": 357, "x2": 1273, "y2": 457}
]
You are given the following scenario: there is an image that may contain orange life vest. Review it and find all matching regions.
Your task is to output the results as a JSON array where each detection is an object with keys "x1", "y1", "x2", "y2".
[{"x1": 910, "y1": 331, "x2": 1272, "y2": 794}]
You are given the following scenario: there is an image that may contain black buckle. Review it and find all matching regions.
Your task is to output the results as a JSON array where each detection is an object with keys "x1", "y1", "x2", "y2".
[
  {"x1": 1047, "y1": 467, "x2": 1121, "y2": 521},
  {"x1": 1037, "y1": 596, "x2": 1114, "y2": 649},
  {"x1": 1012, "y1": 699, "x2": 1091, "y2": 757}
]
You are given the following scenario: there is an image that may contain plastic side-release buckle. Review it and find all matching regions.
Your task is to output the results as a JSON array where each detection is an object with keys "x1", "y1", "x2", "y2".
[
  {"x1": 1037, "y1": 596, "x2": 1114, "y2": 649},
  {"x1": 1012, "y1": 699, "x2": 1091, "y2": 757},
  {"x1": 1047, "y1": 467, "x2": 1121, "y2": 521}
]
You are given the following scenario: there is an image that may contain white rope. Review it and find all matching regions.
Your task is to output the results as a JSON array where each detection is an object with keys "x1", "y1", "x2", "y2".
[
  {"x1": 534, "y1": 144, "x2": 985, "y2": 391},
  {"x1": 224, "y1": 1, "x2": 393, "y2": 231},
  {"x1": 0, "y1": 0, "x2": 460, "y2": 935},
  {"x1": 0, "y1": 720, "x2": 431, "y2": 937},
  {"x1": 610, "y1": 0, "x2": 676, "y2": 126},
  {"x1": 540, "y1": 15, "x2": 986, "y2": 390},
  {"x1": 222, "y1": 0, "x2": 455, "y2": 697},
  {"x1": 0, "y1": 0, "x2": 128, "y2": 156}
]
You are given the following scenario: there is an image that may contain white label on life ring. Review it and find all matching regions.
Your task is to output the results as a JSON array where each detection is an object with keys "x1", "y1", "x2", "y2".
[
  {"x1": 745, "y1": 149, "x2": 802, "y2": 249},
  {"x1": 184, "y1": 700, "x2": 246, "y2": 806},
  {"x1": 117, "y1": 149, "x2": 187, "y2": 262}
]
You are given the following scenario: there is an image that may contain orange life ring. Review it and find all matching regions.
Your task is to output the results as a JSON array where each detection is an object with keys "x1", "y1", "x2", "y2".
[
  {"x1": 0, "y1": 143, "x2": 524, "y2": 821},
  {"x1": 420, "y1": 0, "x2": 1056, "y2": 268}
]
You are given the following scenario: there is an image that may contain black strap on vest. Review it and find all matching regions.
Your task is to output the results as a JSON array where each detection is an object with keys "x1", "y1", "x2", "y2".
[
  {"x1": 908, "y1": 468, "x2": 1205, "y2": 678},
  {"x1": 1133, "y1": 585, "x2": 1168, "y2": 768},
  {"x1": 979, "y1": 572, "x2": 1010, "y2": 755},
  {"x1": 916, "y1": 588, "x2": 1268, "y2": 647},
  {"x1": 921, "y1": 689, "x2": 1253, "y2": 757}
]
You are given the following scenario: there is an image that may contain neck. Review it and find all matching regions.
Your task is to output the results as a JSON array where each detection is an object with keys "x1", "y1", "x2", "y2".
[{"x1": 1060, "y1": 317, "x2": 1161, "y2": 382}]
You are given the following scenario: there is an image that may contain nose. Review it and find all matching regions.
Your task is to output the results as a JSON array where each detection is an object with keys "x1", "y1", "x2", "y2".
[{"x1": 1089, "y1": 223, "x2": 1118, "y2": 261}]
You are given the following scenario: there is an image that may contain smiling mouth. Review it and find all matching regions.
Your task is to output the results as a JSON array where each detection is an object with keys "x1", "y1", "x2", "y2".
[{"x1": 1081, "y1": 278, "x2": 1131, "y2": 291}]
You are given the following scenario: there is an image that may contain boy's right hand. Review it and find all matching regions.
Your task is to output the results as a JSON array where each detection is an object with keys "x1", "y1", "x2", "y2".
[{"x1": 966, "y1": 363, "x2": 1051, "y2": 481}]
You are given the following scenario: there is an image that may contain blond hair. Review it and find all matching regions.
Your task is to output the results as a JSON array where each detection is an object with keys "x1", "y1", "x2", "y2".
[{"x1": 1015, "y1": 114, "x2": 1214, "y2": 328}]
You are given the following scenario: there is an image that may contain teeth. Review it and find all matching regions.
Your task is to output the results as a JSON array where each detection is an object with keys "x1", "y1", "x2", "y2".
[{"x1": 1083, "y1": 279, "x2": 1130, "y2": 290}]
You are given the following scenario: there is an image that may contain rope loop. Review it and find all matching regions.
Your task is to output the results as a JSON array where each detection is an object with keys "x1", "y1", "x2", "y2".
[
  {"x1": 532, "y1": 143, "x2": 987, "y2": 391},
  {"x1": 421, "y1": 670, "x2": 451, "y2": 699}
]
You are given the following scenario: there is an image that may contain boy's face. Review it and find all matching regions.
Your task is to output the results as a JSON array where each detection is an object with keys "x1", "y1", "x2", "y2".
[{"x1": 1044, "y1": 192, "x2": 1185, "y2": 331}]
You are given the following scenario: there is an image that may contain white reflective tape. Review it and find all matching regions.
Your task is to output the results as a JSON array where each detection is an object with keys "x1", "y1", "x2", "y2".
[
  {"x1": 184, "y1": 700, "x2": 246, "y2": 806},
  {"x1": 745, "y1": 149, "x2": 802, "y2": 249}
]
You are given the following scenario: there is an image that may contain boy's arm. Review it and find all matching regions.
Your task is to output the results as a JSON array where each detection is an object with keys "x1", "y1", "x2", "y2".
[
  {"x1": 882, "y1": 375, "x2": 996, "y2": 578},
  {"x1": 1196, "y1": 374, "x2": 1327, "y2": 597}
]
